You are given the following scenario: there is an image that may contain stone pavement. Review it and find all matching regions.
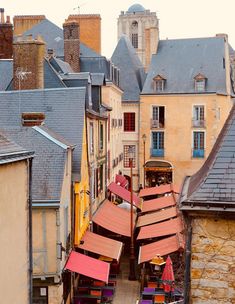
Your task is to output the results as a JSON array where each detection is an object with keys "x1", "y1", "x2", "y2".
[{"x1": 112, "y1": 254, "x2": 140, "y2": 304}]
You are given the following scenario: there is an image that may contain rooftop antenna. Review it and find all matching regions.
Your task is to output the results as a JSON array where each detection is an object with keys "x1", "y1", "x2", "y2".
[{"x1": 73, "y1": 2, "x2": 88, "y2": 14}]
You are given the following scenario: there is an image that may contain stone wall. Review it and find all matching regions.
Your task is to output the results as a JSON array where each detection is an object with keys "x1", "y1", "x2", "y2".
[{"x1": 190, "y1": 217, "x2": 235, "y2": 303}]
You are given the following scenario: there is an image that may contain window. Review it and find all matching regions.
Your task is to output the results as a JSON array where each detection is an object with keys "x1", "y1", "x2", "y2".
[
  {"x1": 99, "y1": 123, "x2": 104, "y2": 151},
  {"x1": 152, "y1": 106, "x2": 165, "y2": 128},
  {"x1": 193, "y1": 105, "x2": 205, "y2": 127},
  {"x1": 124, "y1": 112, "x2": 135, "y2": 131},
  {"x1": 100, "y1": 164, "x2": 103, "y2": 192},
  {"x1": 153, "y1": 75, "x2": 166, "y2": 92},
  {"x1": 131, "y1": 21, "x2": 138, "y2": 49},
  {"x1": 89, "y1": 123, "x2": 94, "y2": 154},
  {"x1": 124, "y1": 145, "x2": 136, "y2": 168},
  {"x1": 151, "y1": 132, "x2": 164, "y2": 157},
  {"x1": 193, "y1": 131, "x2": 205, "y2": 158},
  {"x1": 194, "y1": 73, "x2": 207, "y2": 92}
]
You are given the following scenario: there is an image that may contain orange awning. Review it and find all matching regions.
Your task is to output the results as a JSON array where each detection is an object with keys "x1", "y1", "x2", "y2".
[
  {"x1": 138, "y1": 234, "x2": 185, "y2": 264},
  {"x1": 137, "y1": 217, "x2": 183, "y2": 240},
  {"x1": 139, "y1": 184, "x2": 180, "y2": 198},
  {"x1": 64, "y1": 251, "x2": 110, "y2": 282},
  {"x1": 108, "y1": 182, "x2": 141, "y2": 208},
  {"x1": 136, "y1": 206, "x2": 177, "y2": 227},
  {"x1": 78, "y1": 231, "x2": 123, "y2": 261},
  {"x1": 142, "y1": 195, "x2": 176, "y2": 213},
  {"x1": 115, "y1": 174, "x2": 128, "y2": 188},
  {"x1": 92, "y1": 200, "x2": 136, "y2": 237}
]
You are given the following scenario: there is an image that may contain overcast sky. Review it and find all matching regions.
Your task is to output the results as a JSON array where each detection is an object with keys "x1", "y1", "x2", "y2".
[{"x1": 1, "y1": 0, "x2": 235, "y2": 58}]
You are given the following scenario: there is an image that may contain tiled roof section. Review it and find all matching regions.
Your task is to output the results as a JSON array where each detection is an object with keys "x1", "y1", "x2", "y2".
[
  {"x1": 0, "y1": 60, "x2": 13, "y2": 91},
  {"x1": 44, "y1": 60, "x2": 65, "y2": 88},
  {"x1": 180, "y1": 105, "x2": 235, "y2": 210},
  {"x1": 80, "y1": 57, "x2": 110, "y2": 80},
  {"x1": 0, "y1": 127, "x2": 69, "y2": 200},
  {"x1": 91, "y1": 73, "x2": 105, "y2": 86},
  {"x1": 111, "y1": 35, "x2": 146, "y2": 102},
  {"x1": 142, "y1": 37, "x2": 229, "y2": 95},
  {"x1": 49, "y1": 57, "x2": 74, "y2": 74},
  {"x1": 0, "y1": 87, "x2": 86, "y2": 174}
]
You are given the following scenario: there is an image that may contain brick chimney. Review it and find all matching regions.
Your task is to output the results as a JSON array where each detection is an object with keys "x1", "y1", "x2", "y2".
[
  {"x1": 0, "y1": 8, "x2": 13, "y2": 59},
  {"x1": 63, "y1": 20, "x2": 80, "y2": 72},
  {"x1": 13, "y1": 35, "x2": 45, "y2": 90}
]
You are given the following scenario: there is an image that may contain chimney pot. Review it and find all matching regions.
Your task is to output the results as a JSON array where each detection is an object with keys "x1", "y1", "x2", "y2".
[
  {"x1": 6, "y1": 16, "x2": 10, "y2": 23},
  {"x1": 0, "y1": 7, "x2": 5, "y2": 23}
]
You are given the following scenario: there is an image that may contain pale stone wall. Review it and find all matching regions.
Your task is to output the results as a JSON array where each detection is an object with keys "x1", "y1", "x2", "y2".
[
  {"x1": 191, "y1": 217, "x2": 235, "y2": 303},
  {"x1": 48, "y1": 285, "x2": 63, "y2": 304}
]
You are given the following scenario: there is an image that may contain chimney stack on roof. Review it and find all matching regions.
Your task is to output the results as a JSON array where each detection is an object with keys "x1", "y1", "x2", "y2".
[
  {"x1": 0, "y1": 8, "x2": 13, "y2": 59},
  {"x1": 0, "y1": 8, "x2": 5, "y2": 23}
]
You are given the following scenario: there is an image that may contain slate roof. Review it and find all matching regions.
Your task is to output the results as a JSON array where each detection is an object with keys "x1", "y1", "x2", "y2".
[
  {"x1": 49, "y1": 57, "x2": 74, "y2": 74},
  {"x1": 0, "y1": 60, "x2": 13, "y2": 91},
  {"x1": 111, "y1": 35, "x2": 146, "y2": 102},
  {"x1": 127, "y1": 4, "x2": 145, "y2": 13},
  {"x1": 0, "y1": 87, "x2": 86, "y2": 174},
  {"x1": 180, "y1": 105, "x2": 235, "y2": 212},
  {"x1": 142, "y1": 37, "x2": 232, "y2": 95},
  {"x1": 0, "y1": 126, "x2": 72, "y2": 200}
]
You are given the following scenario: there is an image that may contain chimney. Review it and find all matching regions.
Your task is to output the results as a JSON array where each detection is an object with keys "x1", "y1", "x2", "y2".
[
  {"x1": 63, "y1": 20, "x2": 80, "y2": 72},
  {"x1": 13, "y1": 15, "x2": 46, "y2": 36},
  {"x1": 13, "y1": 35, "x2": 45, "y2": 90},
  {"x1": 0, "y1": 8, "x2": 13, "y2": 59}
]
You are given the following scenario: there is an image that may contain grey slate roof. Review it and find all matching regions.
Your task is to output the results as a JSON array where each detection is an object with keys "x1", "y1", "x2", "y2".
[
  {"x1": 111, "y1": 35, "x2": 146, "y2": 102},
  {"x1": 127, "y1": 4, "x2": 145, "y2": 13},
  {"x1": 49, "y1": 57, "x2": 74, "y2": 74},
  {"x1": 180, "y1": 105, "x2": 235, "y2": 211},
  {"x1": 0, "y1": 60, "x2": 13, "y2": 91},
  {"x1": 0, "y1": 126, "x2": 71, "y2": 201},
  {"x1": 91, "y1": 73, "x2": 105, "y2": 86},
  {"x1": 142, "y1": 37, "x2": 231, "y2": 95},
  {"x1": 0, "y1": 87, "x2": 86, "y2": 174}
]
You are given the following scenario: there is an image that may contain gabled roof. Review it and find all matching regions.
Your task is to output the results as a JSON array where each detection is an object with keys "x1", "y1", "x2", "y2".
[
  {"x1": 0, "y1": 87, "x2": 86, "y2": 174},
  {"x1": 0, "y1": 126, "x2": 73, "y2": 200},
  {"x1": 0, "y1": 60, "x2": 13, "y2": 91},
  {"x1": 111, "y1": 35, "x2": 146, "y2": 102},
  {"x1": 142, "y1": 37, "x2": 231, "y2": 95},
  {"x1": 180, "y1": 105, "x2": 235, "y2": 212},
  {"x1": 49, "y1": 57, "x2": 74, "y2": 74}
]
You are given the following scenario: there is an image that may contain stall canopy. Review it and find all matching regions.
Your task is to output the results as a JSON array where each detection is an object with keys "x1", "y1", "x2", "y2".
[
  {"x1": 64, "y1": 251, "x2": 110, "y2": 282},
  {"x1": 115, "y1": 174, "x2": 128, "y2": 188},
  {"x1": 108, "y1": 182, "x2": 141, "y2": 208},
  {"x1": 138, "y1": 234, "x2": 185, "y2": 264},
  {"x1": 141, "y1": 195, "x2": 176, "y2": 213},
  {"x1": 78, "y1": 231, "x2": 123, "y2": 261},
  {"x1": 92, "y1": 200, "x2": 136, "y2": 237},
  {"x1": 137, "y1": 217, "x2": 183, "y2": 240},
  {"x1": 139, "y1": 184, "x2": 180, "y2": 198},
  {"x1": 136, "y1": 206, "x2": 177, "y2": 227}
]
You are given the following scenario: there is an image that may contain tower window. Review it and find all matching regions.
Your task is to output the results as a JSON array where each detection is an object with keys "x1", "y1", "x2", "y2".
[{"x1": 131, "y1": 21, "x2": 138, "y2": 49}]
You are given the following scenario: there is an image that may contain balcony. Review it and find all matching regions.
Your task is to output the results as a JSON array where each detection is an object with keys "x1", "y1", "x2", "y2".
[
  {"x1": 151, "y1": 148, "x2": 164, "y2": 157},
  {"x1": 151, "y1": 119, "x2": 164, "y2": 129},
  {"x1": 192, "y1": 119, "x2": 205, "y2": 128},
  {"x1": 193, "y1": 149, "x2": 204, "y2": 158}
]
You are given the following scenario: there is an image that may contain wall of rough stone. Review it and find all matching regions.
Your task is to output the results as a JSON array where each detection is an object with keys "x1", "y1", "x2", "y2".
[{"x1": 190, "y1": 217, "x2": 235, "y2": 304}]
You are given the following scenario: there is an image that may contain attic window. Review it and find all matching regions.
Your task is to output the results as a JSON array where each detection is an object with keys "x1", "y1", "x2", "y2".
[
  {"x1": 153, "y1": 75, "x2": 166, "y2": 92},
  {"x1": 194, "y1": 73, "x2": 207, "y2": 92},
  {"x1": 22, "y1": 112, "x2": 45, "y2": 127}
]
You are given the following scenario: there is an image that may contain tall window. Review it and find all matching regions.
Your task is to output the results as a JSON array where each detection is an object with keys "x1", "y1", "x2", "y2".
[
  {"x1": 89, "y1": 122, "x2": 94, "y2": 154},
  {"x1": 100, "y1": 164, "x2": 103, "y2": 192},
  {"x1": 152, "y1": 132, "x2": 164, "y2": 157},
  {"x1": 131, "y1": 21, "x2": 138, "y2": 48},
  {"x1": 152, "y1": 106, "x2": 165, "y2": 128},
  {"x1": 99, "y1": 123, "x2": 104, "y2": 150},
  {"x1": 193, "y1": 131, "x2": 205, "y2": 158},
  {"x1": 124, "y1": 145, "x2": 136, "y2": 168},
  {"x1": 193, "y1": 105, "x2": 205, "y2": 127},
  {"x1": 124, "y1": 112, "x2": 135, "y2": 131},
  {"x1": 153, "y1": 75, "x2": 166, "y2": 92},
  {"x1": 194, "y1": 74, "x2": 206, "y2": 92}
]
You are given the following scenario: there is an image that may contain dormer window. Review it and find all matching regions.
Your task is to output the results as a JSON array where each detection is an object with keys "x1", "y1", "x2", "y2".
[
  {"x1": 194, "y1": 73, "x2": 207, "y2": 92},
  {"x1": 153, "y1": 75, "x2": 166, "y2": 92}
]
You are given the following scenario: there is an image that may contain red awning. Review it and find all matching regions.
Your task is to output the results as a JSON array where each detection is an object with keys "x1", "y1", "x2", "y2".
[
  {"x1": 78, "y1": 231, "x2": 123, "y2": 261},
  {"x1": 139, "y1": 184, "x2": 180, "y2": 198},
  {"x1": 92, "y1": 200, "x2": 136, "y2": 237},
  {"x1": 115, "y1": 174, "x2": 128, "y2": 188},
  {"x1": 136, "y1": 206, "x2": 177, "y2": 227},
  {"x1": 138, "y1": 234, "x2": 185, "y2": 264},
  {"x1": 141, "y1": 195, "x2": 176, "y2": 213},
  {"x1": 137, "y1": 217, "x2": 183, "y2": 240},
  {"x1": 64, "y1": 251, "x2": 110, "y2": 282},
  {"x1": 108, "y1": 182, "x2": 141, "y2": 208}
]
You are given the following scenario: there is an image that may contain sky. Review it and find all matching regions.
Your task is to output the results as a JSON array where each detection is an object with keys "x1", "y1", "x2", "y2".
[{"x1": 1, "y1": 0, "x2": 235, "y2": 58}]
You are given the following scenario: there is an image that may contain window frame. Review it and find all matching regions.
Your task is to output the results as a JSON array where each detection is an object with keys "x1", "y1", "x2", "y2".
[
  {"x1": 123, "y1": 145, "x2": 136, "y2": 168},
  {"x1": 124, "y1": 112, "x2": 136, "y2": 132}
]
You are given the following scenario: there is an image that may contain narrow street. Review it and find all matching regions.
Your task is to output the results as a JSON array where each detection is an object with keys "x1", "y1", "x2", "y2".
[{"x1": 113, "y1": 255, "x2": 140, "y2": 304}]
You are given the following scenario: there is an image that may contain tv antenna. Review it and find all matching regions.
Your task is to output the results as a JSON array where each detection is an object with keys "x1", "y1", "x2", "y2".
[{"x1": 73, "y1": 2, "x2": 87, "y2": 14}]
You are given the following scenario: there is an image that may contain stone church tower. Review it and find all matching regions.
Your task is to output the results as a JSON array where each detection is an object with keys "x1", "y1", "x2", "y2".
[{"x1": 118, "y1": 3, "x2": 159, "y2": 70}]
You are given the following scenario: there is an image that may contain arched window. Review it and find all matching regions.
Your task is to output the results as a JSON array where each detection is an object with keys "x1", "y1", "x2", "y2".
[{"x1": 131, "y1": 21, "x2": 138, "y2": 48}]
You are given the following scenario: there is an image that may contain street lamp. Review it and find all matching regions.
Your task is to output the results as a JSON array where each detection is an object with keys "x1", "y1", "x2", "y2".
[
  {"x1": 128, "y1": 145, "x2": 136, "y2": 281},
  {"x1": 142, "y1": 134, "x2": 147, "y2": 188}
]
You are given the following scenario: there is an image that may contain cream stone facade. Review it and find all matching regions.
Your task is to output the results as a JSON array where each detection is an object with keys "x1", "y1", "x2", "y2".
[
  {"x1": 139, "y1": 94, "x2": 233, "y2": 186},
  {"x1": 0, "y1": 157, "x2": 32, "y2": 303},
  {"x1": 102, "y1": 82, "x2": 123, "y2": 184},
  {"x1": 190, "y1": 218, "x2": 235, "y2": 303}
]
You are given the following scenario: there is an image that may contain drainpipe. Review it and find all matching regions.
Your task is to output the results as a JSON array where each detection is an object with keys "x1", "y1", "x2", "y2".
[
  {"x1": 28, "y1": 157, "x2": 33, "y2": 304},
  {"x1": 184, "y1": 216, "x2": 192, "y2": 304}
]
